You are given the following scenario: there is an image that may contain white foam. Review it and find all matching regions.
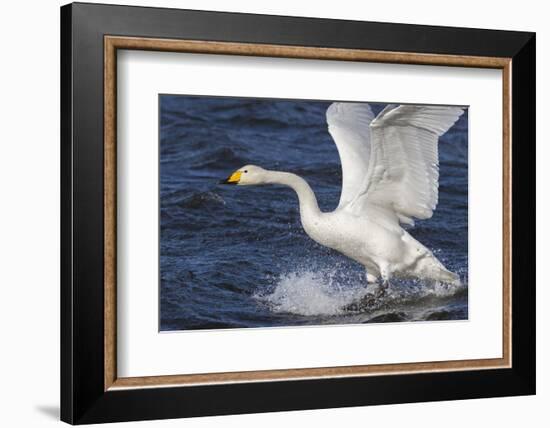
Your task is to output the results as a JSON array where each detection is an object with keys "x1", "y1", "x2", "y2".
[
  {"x1": 254, "y1": 266, "x2": 466, "y2": 317},
  {"x1": 254, "y1": 267, "x2": 370, "y2": 316}
]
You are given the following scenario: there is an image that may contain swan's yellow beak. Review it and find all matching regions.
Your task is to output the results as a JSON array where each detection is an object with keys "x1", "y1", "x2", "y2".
[{"x1": 220, "y1": 170, "x2": 242, "y2": 185}]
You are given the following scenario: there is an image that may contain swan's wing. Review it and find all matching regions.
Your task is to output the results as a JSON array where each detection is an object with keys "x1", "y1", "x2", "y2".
[
  {"x1": 326, "y1": 102, "x2": 375, "y2": 208},
  {"x1": 352, "y1": 104, "x2": 465, "y2": 225}
]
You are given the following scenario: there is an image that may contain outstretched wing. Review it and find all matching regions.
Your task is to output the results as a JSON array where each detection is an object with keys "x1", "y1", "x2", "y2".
[
  {"x1": 326, "y1": 102, "x2": 375, "y2": 208},
  {"x1": 326, "y1": 102, "x2": 464, "y2": 225}
]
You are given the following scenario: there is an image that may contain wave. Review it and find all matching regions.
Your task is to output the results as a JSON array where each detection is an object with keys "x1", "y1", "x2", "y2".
[
  {"x1": 254, "y1": 266, "x2": 466, "y2": 317},
  {"x1": 189, "y1": 146, "x2": 253, "y2": 172},
  {"x1": 226, "y1": 114, "x2": 291, "y2": 129},
  {"x1": 176, "y1": 191, "x2": 226, "y2": 209}
]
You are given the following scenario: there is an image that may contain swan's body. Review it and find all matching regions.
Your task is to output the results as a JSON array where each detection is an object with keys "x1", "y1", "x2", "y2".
[{"x1": 221, "y1": 102, "x2": 464, "y2": 285}]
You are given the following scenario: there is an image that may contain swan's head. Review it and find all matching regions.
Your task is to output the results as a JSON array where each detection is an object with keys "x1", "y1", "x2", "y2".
[{"x1": 219, "y1": 165, "x2": 268, "y2": 186}]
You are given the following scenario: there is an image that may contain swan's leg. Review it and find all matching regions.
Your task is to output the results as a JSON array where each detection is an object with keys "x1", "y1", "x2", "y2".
[
  {"x1": 364, "y1": 266, "x2": 388, "y2": 298},
  {"x1": 380, "y1": 265, "x2": 392, "y2": 290}
]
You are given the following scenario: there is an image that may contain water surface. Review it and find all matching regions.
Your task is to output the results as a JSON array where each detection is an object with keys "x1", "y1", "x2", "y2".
[{"x1": 159, "y1": 95, "x2": 469, "y2": 331}]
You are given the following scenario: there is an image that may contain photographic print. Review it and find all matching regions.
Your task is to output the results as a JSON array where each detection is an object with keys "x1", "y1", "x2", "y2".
[{"x1": 159, "y1": 95, "x2": 468, "y2": 331}]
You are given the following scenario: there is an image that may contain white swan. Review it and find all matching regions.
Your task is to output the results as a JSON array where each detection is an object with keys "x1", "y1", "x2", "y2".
[{"x1": 221, "y1": 102, "x2": 464, "y2": 287}]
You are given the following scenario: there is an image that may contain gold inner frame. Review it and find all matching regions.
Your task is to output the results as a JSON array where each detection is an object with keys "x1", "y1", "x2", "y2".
[{"x1": 104, "y1": 35, "x2": 512, "y2": 391}]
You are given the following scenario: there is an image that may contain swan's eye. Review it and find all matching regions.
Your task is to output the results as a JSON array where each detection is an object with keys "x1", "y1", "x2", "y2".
[{"x1": 244, "y1": 170, "x2": 248, "y2": 173}]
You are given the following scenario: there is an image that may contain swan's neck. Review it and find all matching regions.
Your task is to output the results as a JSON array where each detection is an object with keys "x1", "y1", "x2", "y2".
[{"x1": 265, "y1": 171, "x2": 321, "y2": 219}]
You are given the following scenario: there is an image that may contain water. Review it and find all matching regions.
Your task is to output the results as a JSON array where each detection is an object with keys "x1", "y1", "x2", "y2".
[{"x1": 159, "y1": 95, "x2": 468, "y2": 331}]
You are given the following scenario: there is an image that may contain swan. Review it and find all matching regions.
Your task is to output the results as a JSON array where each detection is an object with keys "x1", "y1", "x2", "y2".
[{"x1": 220, "y1": 102, "x2": 464, "y2": 288}]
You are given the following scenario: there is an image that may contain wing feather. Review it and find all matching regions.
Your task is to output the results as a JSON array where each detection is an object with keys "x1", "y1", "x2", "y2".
[
  {"x1": 326, "y1": 102, "x2": 375, "y2": 208},
  {"x1": 326, "y1": 102, "x2": 464, "y2": 225}
]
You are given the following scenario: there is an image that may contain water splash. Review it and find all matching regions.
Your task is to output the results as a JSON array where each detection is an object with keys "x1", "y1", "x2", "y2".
[
  {"x1": 254, "y1": 267, "x2": 368, "y2": 316},
  {"x1": 254, "y1": 266, "x2": 466, "y2": 317}
]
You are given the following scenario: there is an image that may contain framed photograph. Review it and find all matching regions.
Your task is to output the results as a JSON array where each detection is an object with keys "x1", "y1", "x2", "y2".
[{"x1": 60, "y1": 2, "x2": 535, "y2": 424}]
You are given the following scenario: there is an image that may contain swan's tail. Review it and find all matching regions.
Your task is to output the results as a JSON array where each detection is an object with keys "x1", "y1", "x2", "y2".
[
  {"x1": 416, "y1": 253, "x2": 461, "y2": 285},
  {"x1": 400, "y1": 233, "x2": 461, "y2": 285}
]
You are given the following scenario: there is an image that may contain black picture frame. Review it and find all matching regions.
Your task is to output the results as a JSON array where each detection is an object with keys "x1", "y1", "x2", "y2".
[{"x1": 61, "y1": 2, "x2": 535, "y2": 424}]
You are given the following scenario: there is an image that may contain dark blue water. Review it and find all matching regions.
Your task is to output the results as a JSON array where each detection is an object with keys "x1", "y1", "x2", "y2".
[{"x1": 160, "y1": 95, "x2": 468, "y2": 331}]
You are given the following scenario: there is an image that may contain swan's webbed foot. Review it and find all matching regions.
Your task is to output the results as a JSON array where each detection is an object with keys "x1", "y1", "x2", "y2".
[
  {"x1": 364, "y1": 277, "x2": 388, "y2": 298},
  {"x1": 374, "y1": 280, "x2": 391, "y2": 297}
]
